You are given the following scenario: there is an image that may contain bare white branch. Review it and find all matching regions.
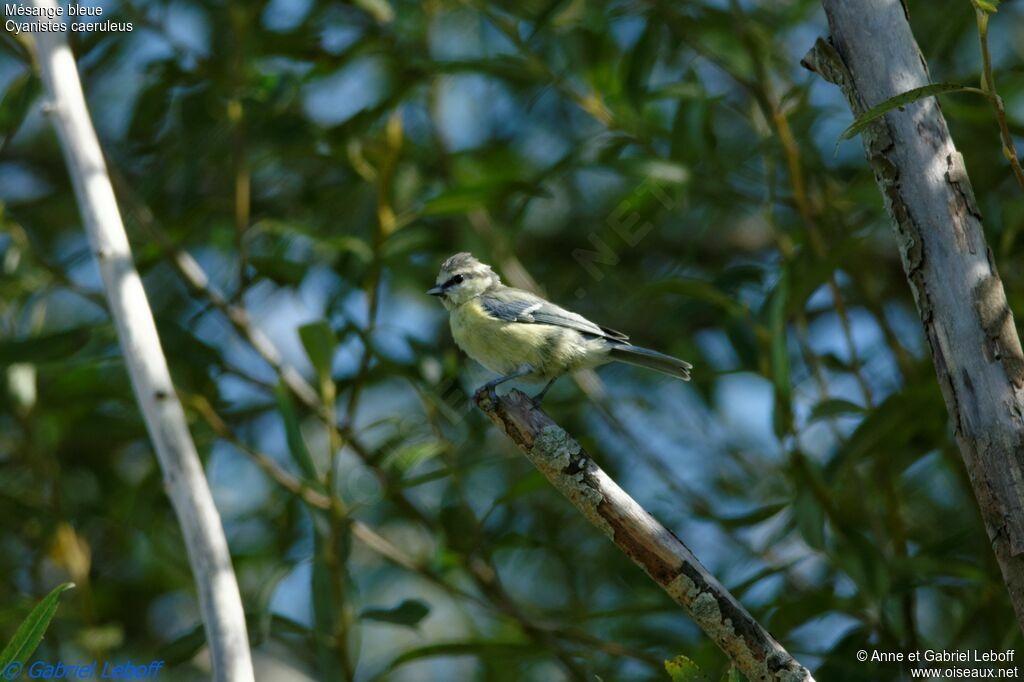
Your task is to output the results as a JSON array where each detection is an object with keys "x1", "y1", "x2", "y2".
[{"x1": 28, "y1": 4, "x2": 254, "y2": 679}]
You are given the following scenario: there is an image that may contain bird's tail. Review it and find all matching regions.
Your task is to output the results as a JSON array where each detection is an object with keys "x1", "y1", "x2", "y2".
[{"x1": 609, "y1": 344, "x2": 692, "y2": 381}]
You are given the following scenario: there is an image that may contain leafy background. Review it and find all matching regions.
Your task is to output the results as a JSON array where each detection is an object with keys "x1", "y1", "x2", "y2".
[{"x1": 2, "y1": 0, "x2": 1024, "y2": 680}]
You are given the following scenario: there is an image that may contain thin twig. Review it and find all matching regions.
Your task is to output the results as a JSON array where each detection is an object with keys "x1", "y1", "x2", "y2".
[
  {"x1": 974, "y1": 6, "x2": 1024, "y2": 190},
  {"x1": 187, "y1": 393, "x2": 333, "y2": 511}
]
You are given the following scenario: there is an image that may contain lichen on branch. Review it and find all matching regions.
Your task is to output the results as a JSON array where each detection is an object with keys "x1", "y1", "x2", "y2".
[{"x1": 474, "y1": 388, "x2": 815, "y2": 682}]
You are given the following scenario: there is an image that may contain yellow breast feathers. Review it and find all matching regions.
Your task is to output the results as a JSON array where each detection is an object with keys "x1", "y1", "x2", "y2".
[{"x1": 449, "y1": 298, "x2": 608, "y2": 379}]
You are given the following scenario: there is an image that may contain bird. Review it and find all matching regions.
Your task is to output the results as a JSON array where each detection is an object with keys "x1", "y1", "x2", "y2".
[{"x1": 427, "y1": 252, "x2": 692, "y2": 404}]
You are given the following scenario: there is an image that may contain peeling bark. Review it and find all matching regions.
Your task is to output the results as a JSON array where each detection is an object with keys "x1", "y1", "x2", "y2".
[
  {"x1": 803, "y1": 0, "x2": 1024, "y2": 629},
  {"x1": 476, "y1": 389, "x2": 815, "y2": 682}
]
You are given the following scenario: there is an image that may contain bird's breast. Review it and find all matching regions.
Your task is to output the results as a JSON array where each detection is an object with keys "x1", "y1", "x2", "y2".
[
  {"x1": 449, "y1": 299, "x2": 609, "y2": 378},
  {"x1": 450, "y1": 299, "x2": 526, "y2": 374}
]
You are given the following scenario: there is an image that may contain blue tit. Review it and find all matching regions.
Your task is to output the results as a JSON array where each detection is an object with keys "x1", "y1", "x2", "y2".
[{"x1": 427, "y1": 252, "x2": 692, "y2": 403}]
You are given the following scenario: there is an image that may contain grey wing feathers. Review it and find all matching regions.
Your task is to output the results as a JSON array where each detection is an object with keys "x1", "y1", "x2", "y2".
[{"x1": 480, "y1": 288, "x2": 630, "y2": 342}]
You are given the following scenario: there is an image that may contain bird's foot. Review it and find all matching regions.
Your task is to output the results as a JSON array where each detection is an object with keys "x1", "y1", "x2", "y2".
[
  {"x1": 474, "y1": 379, "x2": 501, "y2": 405},
  {"x1": 476, "y1": 367, "x2": 535, "y2": 405},
  {"x1": 530, "y1": 378, "x2": 557, "y2": 407}
]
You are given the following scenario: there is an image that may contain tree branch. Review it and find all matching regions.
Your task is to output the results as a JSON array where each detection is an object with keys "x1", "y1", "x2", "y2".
[
  {"x1": 28, "y1": 6, "x2": 254, "y2": 679},
  {"x1": 475, "y1": 389, "x2": 815, "y2": 682},
  {"x1": 802, "y1": 0, "x2": 1024, "y2": 630}
]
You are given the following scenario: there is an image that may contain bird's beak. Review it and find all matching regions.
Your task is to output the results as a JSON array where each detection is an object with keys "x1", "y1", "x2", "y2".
[{"x1": 426, "y1": 286, "x2": 444, "y2": 297}]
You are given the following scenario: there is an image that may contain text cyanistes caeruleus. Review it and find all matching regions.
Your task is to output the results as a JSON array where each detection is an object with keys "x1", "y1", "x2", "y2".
[{"x1": 428, "y1": 252, "x2": 692, "y2": 403}]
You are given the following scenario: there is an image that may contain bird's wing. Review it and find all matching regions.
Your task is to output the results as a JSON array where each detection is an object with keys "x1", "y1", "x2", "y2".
[{"x1": 479, "y1": 287, "x2": 630, "y2": 343}]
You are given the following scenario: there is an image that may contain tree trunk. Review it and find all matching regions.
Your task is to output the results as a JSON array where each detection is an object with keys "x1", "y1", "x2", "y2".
[
  {"x1": 476, "y1": 389, "x2": 816, "y2": 681},
  {"x1": 803, "y1": 0, "x2": 1024, "y2": 629}
]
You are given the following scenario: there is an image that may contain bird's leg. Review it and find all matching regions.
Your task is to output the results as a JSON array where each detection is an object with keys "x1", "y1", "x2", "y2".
[
  {"x1": 531, "y1": 377, "x2": 558, "y2": 406},
  {"x1": 479, "y1": 366, "x2": 534, "y2": 402}
]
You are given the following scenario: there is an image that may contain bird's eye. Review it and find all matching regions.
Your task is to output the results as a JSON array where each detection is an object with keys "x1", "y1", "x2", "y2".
[{"x1": 453, "y1": 274, "x2": 465, "y2": 284}]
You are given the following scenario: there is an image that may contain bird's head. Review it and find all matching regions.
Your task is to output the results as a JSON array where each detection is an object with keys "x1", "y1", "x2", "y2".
[{"x1": 427, "y1": 252, "x2": 501, "y2": 309}]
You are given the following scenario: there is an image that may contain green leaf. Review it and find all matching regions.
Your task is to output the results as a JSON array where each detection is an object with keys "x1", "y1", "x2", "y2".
[
  {"x1": 422, "y1": 182, "x2": 549, "y2": 216},
  {"x1": 728, "y1": 562, "x2": 795, "y2": 597},
  {"x1": 620, "y1": 158, "x2": 690, "y2": 185},
  {"x1": 155, "y1": 623, "x2": 206, "y2": 666},
  {"x1": 386, "y1": 641, "x2": 542, "y2": 672},
  {"x1": 720, "y1": 665, "x2": 745, "y2": 682},
  {"x1": 670, "y1": 94, "x2": 717, "y2": 165},
  {"x1": 381, "y1": 229, "x2": 435, "y2": 262},
  {"x1": 492, "y1": 531, "x2": 543, "y2": 548},
  {"x1": 312, "y1": 532, "x2": 344, "y2": 680},
  {"x1": 767, "y1": 273, "x2": 791, "y2": 438},
  {"x1": 298, "y1": 321, "x2": 336, "y2": 385},
  {"x1": 711, "y1": 502, "x2": 788, "y2": 529},
  {"x1": 0, "y1": 583, "x2": 75, "y2": 668},
  {"x1": 252, "y1": 563, "x2": 297, "y2": 646},
  {"x1": 793, "y1": 486, "x2": 826, "y2": 550},
  {"x1": 496, "y1": 471, "x2": 548, "y2": 504},
  {"x1": 723, "y1": 319, "x2": 760, "y2": 369},
  {"x1": 248, "y1": 256, "x2": 307, "y2": 287},
  {"x1": 808, "y1": 398, "x2": 864, "y2": 422},
  {"x1": 782, "y1": 238, "x2": 856, "y2": 316},
  {"x1": 0, "y1": 71, "x2": 39, "y2": 144},
  {"x1": 833, "y1": 529, "x2": 890, "y2": 599},
  {"x1": 644, "y1": 279, "x2": 747, "y2": 318},
  {"x1": 128, "y1": 75, "x2": 173, "y2": 143},
  {"x1": 623, "y1": 20, "x2": 661, "y2": 106},
  {"x1": 527, "y1": 0, "x2": 573, "y2": 39},
  {"x1": 651, "y1": 82, "x2": 708, "y2": 100},
  {"x1": 0, "y1": 31, "x2": 28, "y2": 61},
  {"x1": 838, "y1": 83, "x2": 976, "y2": 144},
  {"x1": 157, "y1": 611, "x2": 309, "y2": 665},
  {"x1": 824, "y1": 383, "x2": 944, "y2": 479},
  {"x1": 354, "y1": 0, "x2": 393, "y2": 22},
  {"x1": 422, "y1": 187, "x2": 492, "y2": 216},
  {"x1": 971, "y1": 0, "x2": 999, "y2": 13},
  {"x1": 383, "y1": 440, "x2": 444, "y2": 473},
  {"x1": 0, "y1": 327, "x2": 94, "y2": 365},
  {"x1": 323, "y1": 236, "x2": 374, "y2": 262},
  {"x1": 274, "y1": 383, "x2": 318, "y2": 480},
  {"x1": 360, "y1": 599, "x2": 430, "y2": 628},
  {"x1": 665, "y1": 654, "x2": 708, "y2": 682}
]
